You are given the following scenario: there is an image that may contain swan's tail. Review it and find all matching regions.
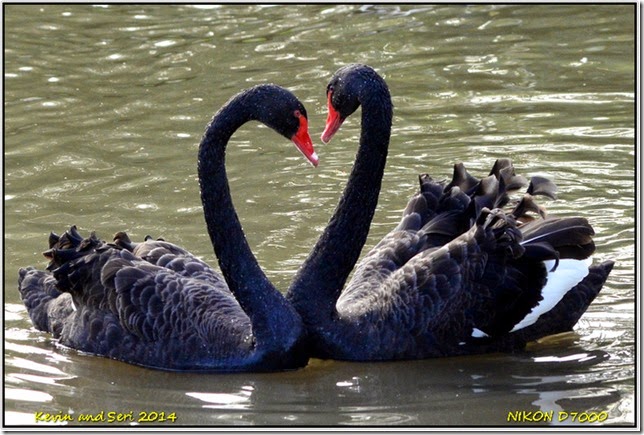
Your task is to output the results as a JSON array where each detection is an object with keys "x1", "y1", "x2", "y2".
[
  {"x1": 513, "y1": 260, "x2": 614, "y2": 342},
  {"x1": 505, "y1": 214, "x2": 611, "y2": 339},
  {"x1": 465, "y1": 208, "x2": 612, "y2": 344},
  {"x1": 18, "y1": 267, "x2": 73, "y2": 337}
]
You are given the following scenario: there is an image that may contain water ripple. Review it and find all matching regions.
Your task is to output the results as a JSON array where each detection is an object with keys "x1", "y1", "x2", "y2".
[{"x1": 4, "y1": 3, "x2": 634, "y2": 427}]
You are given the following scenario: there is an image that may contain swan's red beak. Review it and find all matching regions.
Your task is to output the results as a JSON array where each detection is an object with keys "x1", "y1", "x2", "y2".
[
  {"x1": 321, "y1": 92, "x2": 345, "y2": 144},
  {"x1": 292, "y1": 112, "x2": 318, "y2": 167}
]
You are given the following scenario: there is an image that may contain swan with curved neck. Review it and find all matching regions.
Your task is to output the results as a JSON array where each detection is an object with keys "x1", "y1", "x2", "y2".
[
  {"x1": 287, "y1": 64, "x2": 614, "y2": 360},
  {"x1": 18, "y1": 84, "x2": 316, "y2": 371}
]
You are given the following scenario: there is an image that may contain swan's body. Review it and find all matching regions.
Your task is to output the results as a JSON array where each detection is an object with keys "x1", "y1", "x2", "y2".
[
  {"x1": 18, "y1": 85, "x2": 317, "y2": 372},
  {"x1": 287, "y1": 64, "x2": 614, "y2": 360}
]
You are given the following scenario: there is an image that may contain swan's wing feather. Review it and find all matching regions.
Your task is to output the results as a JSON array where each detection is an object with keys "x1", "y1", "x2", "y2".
[
  {"x1": 527, "y1": 175, "x2": 558, "y2": 200},
  {"x1": 445, "y1": 162, "x2": 480, "y2": 193},
  {"x1": 340, "y1": 208, "x2": 588, "y2": 355},
  {"x1": 449, "y1": 211, "x2": 601, "y2": 341},
  {"x1": 520, "y1": 217, "x2": 596, "y2": 260},
  {"x1": 342, "y1": 162, "x2": 595, "y2": 351},
  {"x1": 397, "y1": 159, "x2": 534, "y2": 240},
  {"x1": 55, "y1": 241, "x2": 249, "y2": 343},
  {"x1": 156, "y1": 254, "x2": 229, "y2": 290},
  {"x1": 122, "y1": 236, "x2": 227, "y2": 288},
  {"x1": 512, "y1": 260, "x2": 614, "y2": 341},
  {"x1": 341, "y1": 230, "x2": 427, "y2": 300},
  {"x1": 406, "y1": 209, "x2": 547, "y2": 341},
  {"x1": 108, "y1": 260, "x2": 248, "y2": 343},
  {"x1": 35, "y1": 227, "x2": 253, "y2": 366}
]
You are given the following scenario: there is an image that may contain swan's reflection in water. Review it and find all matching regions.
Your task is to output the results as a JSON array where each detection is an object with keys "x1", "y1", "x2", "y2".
[
  {"x1": 4, "y1": 311, "x2": 630, "y2": 426},
  {"x1": 171, "y1": 337, "x2": 620, "y2": 426}
]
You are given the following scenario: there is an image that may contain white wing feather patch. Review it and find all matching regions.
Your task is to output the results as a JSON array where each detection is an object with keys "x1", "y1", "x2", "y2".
[
  {"x1": 471, "y1": 328, "x2": 489, "y2": 338},
  {"x1": 510, "y1": 258, "x2": 591, "y2": 332}
]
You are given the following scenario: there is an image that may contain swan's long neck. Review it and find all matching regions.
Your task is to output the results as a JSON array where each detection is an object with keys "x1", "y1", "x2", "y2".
[
  {"x1": 198, "y1": 97, "x2": 301, "y2": 349},
  {"x1": 287, "y1": 82, "x2": 392, "y2": 327}
]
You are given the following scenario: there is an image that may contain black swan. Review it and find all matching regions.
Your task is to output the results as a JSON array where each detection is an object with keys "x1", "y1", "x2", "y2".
[
  {"x1": 286, "y1": 64, "x2": 614, "y2": 360},
  {"x1": 18, "y1": 84, "x2": 318, "y2": 372}
]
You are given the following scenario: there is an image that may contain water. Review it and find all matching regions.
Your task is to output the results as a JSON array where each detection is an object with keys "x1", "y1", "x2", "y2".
[{"x1": 4, "y1": 4, "x2": 635, "y2": 427}]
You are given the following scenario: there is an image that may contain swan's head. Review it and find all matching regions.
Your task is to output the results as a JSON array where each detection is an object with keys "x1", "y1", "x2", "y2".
[
  {"x1": 321, "y1": 64, "x2": 385, "y2": 144},
  {"x1": 247, "y1": 84, "x2": 318, "y2": 167}
]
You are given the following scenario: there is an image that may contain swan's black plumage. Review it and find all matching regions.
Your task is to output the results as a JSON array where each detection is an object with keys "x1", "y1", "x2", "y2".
[
  {"x1": 18, "y1": 85, "x2": 313, "y2": 372},
  {"x1": 287, "y1": 64, "x2": 614, "y2": 361}
]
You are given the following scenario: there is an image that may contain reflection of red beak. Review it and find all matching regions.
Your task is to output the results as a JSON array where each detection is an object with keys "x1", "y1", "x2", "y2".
[
  {"x1": 321, "y1": 92, "x2": 344, "y2": 144},
  {"x1": 292, "y1": 113, "x2": 319, "y2": 167}
]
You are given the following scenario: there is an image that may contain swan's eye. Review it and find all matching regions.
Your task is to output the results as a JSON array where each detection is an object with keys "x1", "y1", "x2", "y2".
[{"x1": 294, "y1": 110, "x2": 302, "y2": 119}]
